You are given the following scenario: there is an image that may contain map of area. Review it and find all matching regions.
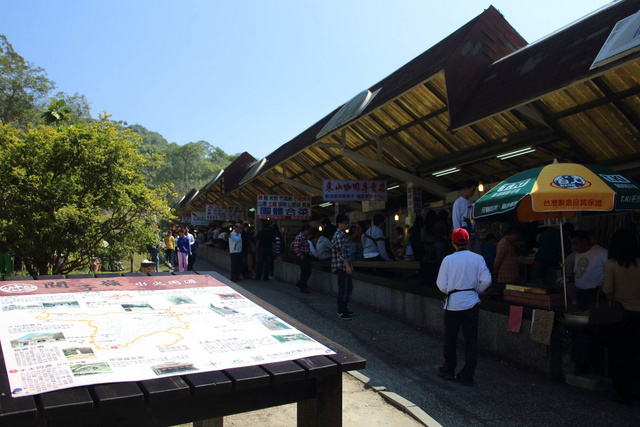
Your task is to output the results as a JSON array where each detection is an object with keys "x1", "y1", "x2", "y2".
[{"x1": 0, "y1": 275, "x2": 334, "y2": 397}]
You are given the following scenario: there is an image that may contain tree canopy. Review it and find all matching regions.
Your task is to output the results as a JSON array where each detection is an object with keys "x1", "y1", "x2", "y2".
[
  {"x1": 0, "y1": 117, "x2": 172, "y2": 275},
  {"x1": 0, "y1": 34, "x2": 55, "y2": 127},
  {"x1": 0, "y1": 33, "x2": 242, "y2": 274}
]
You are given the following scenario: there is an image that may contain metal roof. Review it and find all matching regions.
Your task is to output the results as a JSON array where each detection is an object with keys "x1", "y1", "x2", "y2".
[{"x1": 175, "y1": 1, "x2": 640, "y2": 220}]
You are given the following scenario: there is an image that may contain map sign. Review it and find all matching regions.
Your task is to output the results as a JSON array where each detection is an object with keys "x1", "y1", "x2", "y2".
[{"x1": 0, "y1": 275, "x2": 335, "y2": 397}]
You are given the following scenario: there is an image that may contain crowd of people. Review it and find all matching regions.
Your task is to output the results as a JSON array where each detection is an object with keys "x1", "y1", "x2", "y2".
[{"x1": 157, "y1": 197, "x2": 639, "y2": 401}]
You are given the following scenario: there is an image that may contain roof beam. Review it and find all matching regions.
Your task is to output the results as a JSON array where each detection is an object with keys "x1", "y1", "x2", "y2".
[
  {"x1": 281, "y1": 178, "x2": 323, "y2": 196},
  {"x1": 415, "y1": 127, "x2": 559, "y2": 174},
  {"x1": 353, "y1": 122, "x2": 417, "y2": 173},
  {"x1": 339, "y1": 147, "x2": 449, "y2": 198}
]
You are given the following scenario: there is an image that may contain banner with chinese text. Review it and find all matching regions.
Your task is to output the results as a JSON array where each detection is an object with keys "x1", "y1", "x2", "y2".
[
  {"x1": 190, "y1": 211, "x2": 208, "y2": 226},
  {"x1": 256, "y1": 195, "x2": 312, "y2": 220},
  {"x1": 323, "y1": 180, "x2": 387, "y2": 201},
  {"x1": 206, "y1": 205, "x2": 249, "y2": 222}
]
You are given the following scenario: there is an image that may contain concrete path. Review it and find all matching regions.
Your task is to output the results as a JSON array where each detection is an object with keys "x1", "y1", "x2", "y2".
[{"x1": 193, "y1": 258, "x2": 639, "y2": 426}]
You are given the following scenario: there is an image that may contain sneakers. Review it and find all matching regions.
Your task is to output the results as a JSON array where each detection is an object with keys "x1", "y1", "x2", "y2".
[{"x1": 337, "y1": 312, "x2": 352, "y2": 320}]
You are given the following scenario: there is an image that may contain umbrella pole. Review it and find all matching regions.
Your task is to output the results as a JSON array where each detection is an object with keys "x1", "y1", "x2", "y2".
[{"x1": 559, "y1": 213, "x2": 568, "y2": 311}]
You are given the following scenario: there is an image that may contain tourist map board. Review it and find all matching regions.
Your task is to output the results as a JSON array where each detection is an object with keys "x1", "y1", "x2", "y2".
[{"x1": 0, "y1": 275, "x2": 335, "y2": 397}]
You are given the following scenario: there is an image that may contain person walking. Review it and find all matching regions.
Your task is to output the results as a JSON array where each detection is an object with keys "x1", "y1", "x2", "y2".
[
  {"x1": 293, "y1": 224, "x2": 312, "y2": 293},
  {"x1": 332, "y1": 214, "x2": 354, "y2": 320},
  {"x1": 163, "y1": 230, "x2": 175, "y2": 269},
  {"x1": 437, "y1": 228, "x2": 492, "y2": 386},
  {"x1": 229, "y1": 223, "x2": 244, "y2": 282},
  {"x1": 176, "y1": 230, "x2": 191, "y2": 272}
]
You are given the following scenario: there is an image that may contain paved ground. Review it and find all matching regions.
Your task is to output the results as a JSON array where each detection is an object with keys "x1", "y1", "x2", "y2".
[{"x1": 193, "y1": 258, "x2": 639, "y2": 426}]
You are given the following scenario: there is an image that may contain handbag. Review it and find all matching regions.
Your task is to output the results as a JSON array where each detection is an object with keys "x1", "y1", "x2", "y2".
[{"x1": 588, "y1": 288, "x2": 627, "y2": 326}]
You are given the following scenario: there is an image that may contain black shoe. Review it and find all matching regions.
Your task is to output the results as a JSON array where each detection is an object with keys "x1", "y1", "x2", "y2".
[
  {"x1": 338, "y1": 312, "x2": 352, "y2": 320},
  {"x1": 300, "y1": 288, "x2": 310, "y2": 294},
  {"x1": 455, "y1": 375, "x2": 473, "y2": 386},
  {"x1": 438, "y1": 368, "x2": 455, "y2": 381}
]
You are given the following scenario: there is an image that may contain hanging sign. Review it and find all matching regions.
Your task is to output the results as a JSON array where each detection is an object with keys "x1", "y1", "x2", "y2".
[
  {"x1": 182, "y1": 214, "x2": 191, "y2": 224},
  {"x1": 206, "y1": 205, "x2": 248, "y2": 222},
  {"x1": 256, "y1": 195, "x2": 312, "y2": 220},
  {"x1": 190, "y1": 212, "x2": 208, "y2": 226},
  {"x1": 323, "y1": 180, "x2": 387, "y2": 201},
  {"x1": 407, "y1": 186, "x2": 423, "y2": 216}
]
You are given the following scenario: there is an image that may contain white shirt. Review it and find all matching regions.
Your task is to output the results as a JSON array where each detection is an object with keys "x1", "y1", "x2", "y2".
[
  {"x1": 569, "y1": 244, "x2": 608, "y2": 290},
  {"x1": 308, "y1": 240, "x2": 318, "y2": 257},
  {"x1": 362, "y1": 225, "x2": 389, "y2": 260},
  {"x1": 228, "y1": 231, "x2": 243, "y2": 254},
  {"x1": 437, "y1": 249, "x2": 492, "y2": 311},
  {"x1": 452, "y1": 196, "x2": 476, "y2": 237}
]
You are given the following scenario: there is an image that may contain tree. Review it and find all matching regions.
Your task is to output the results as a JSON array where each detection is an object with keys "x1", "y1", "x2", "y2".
[
  {"x1": 51, "y1": 91, "x2": 92, "y2": 124},
  {"x1": 0, "y1": 116, "x2": 172, "y2": 276},
  {"x1": 41, "y1": 98, "x2": 72, "y2": 125},
  {"x1": 156, "y1": 141, "x2": 220, "y2": 198},
  {"x1": 0, "y1": 34, "x2": 55, "y2": 126}
]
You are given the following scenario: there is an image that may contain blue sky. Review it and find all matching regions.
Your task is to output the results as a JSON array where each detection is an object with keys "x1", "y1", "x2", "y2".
[{"x1": 1, "y1": 1, "x2": 613, "y2": 159}]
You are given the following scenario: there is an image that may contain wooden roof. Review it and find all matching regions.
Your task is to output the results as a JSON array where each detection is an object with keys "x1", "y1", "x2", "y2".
[{"x1": 176, "y1": 1, "x2": 640, "y2": 219}]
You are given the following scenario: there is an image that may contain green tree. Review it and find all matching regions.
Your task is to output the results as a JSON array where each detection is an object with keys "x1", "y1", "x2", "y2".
[
  {"x1": 50, "y1": 91, "x2": 92, "y2": 124},
  {"x1": 0, "y1": 34, "x2": 55, "y2": 126},
  {"x1": 0, "y1": 116, "x2": 172, "y2": 276},
  {"x1": 41, "y1": 98, "x2": 72, "y2": 125},
  {"x1": 157, "y1": 141, "x2": 219, "y2": 198}
]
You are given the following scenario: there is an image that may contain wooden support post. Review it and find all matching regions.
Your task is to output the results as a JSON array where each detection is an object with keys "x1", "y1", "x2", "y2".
[{"x1": 297, "y1": 373, "x2": 342, "y2": 427}]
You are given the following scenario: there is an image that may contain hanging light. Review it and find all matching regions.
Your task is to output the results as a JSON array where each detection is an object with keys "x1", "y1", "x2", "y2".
[
  {"x1": 394, "y1": 214, "x2": 399, "y2": 221},
  {"x1": 478, "y1": 182, "x2": 484, "y2": 192}
]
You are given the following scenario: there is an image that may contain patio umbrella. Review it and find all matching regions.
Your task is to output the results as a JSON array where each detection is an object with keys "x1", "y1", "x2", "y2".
[{"x1": 472, "y1": 162, "x2": 640, "y2": 310}]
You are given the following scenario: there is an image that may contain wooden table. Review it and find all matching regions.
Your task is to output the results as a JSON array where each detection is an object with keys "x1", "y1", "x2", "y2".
[{"x1": 0, "y1": 271, "x2": 365, "y2": 426}]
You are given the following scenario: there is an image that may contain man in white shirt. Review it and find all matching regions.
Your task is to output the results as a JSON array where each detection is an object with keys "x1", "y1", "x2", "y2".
[
  {"x1": 452, "y1": 181, "x2": 479, "y2": 253},
  {"x1": 362, "y1": 214, "x2": 390, "y2": 261},
  {"x1": 566, "y1": 230, "x2": 608, "y2": 310},
  {"x1": 436, "y1": 228, "x2": 491, "y2": 386},
  {"x1": 228, "y1": 223, "x2": 244, "y2": 282}
]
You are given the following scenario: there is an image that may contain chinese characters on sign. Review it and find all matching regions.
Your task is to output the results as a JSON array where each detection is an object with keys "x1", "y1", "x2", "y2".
[
  {"x1": 407, "y1": 186, "x2": 422, "y2": 216},
  {"x1": 190, "y1": 212, "x2": 208, "y2": 226},
  {"x1": 0, "y1": 275, "x2": 334, "y2": 397},
  {"x1": 323, "y1": 180, "x2": 387, "y2": 201},
  {"x1": 206, "y1": 205, "x2": 249, "y2": 222},
  {"x1": 256, "y1": 195, "x2": 312, "y2": 220},
  {"x1": 182, "y1": 214, "x2": 191, "y2": 224},
  {"x1": 542, "y1": 199, "x2": 603, "y2": 208}
]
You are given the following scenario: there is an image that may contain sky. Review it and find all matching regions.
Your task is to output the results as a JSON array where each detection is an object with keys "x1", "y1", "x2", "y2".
[{"x1": 1, "y1": 0, "x2": 616, "y2": 159}]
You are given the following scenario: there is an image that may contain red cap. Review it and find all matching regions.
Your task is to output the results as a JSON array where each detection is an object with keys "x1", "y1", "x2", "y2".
[{"x1": 451, "y1": 228, "x2": 469, "y2": 245}]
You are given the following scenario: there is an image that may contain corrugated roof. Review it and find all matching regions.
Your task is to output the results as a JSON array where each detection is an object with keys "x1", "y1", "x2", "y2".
[{"x1": 176, "y1": 2, "x2": 640, "y2": 220}]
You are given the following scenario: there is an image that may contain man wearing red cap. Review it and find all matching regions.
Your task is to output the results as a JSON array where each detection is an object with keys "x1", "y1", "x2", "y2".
[{"x1": 436, "y1": 228, "x2": 492, "y2": 386}]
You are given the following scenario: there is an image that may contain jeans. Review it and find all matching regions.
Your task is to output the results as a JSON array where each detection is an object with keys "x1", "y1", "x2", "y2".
[
  {"x1": 297, "y1": 255, "x2": 313, "y2": 289},
  {"x1": 442, "y1": 303, "x2": 480, "y2": 380},
  {"x1": 336, "y1": 269, "x2": 353, "y2": 314},
  {"x1": 230, "y1": 252, "x2": 243, "y2": 281}
]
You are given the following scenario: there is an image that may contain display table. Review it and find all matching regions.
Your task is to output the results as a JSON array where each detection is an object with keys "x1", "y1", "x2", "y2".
[{"x1": 0, "y1": 271, "x2": 366, "y2": 426}]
